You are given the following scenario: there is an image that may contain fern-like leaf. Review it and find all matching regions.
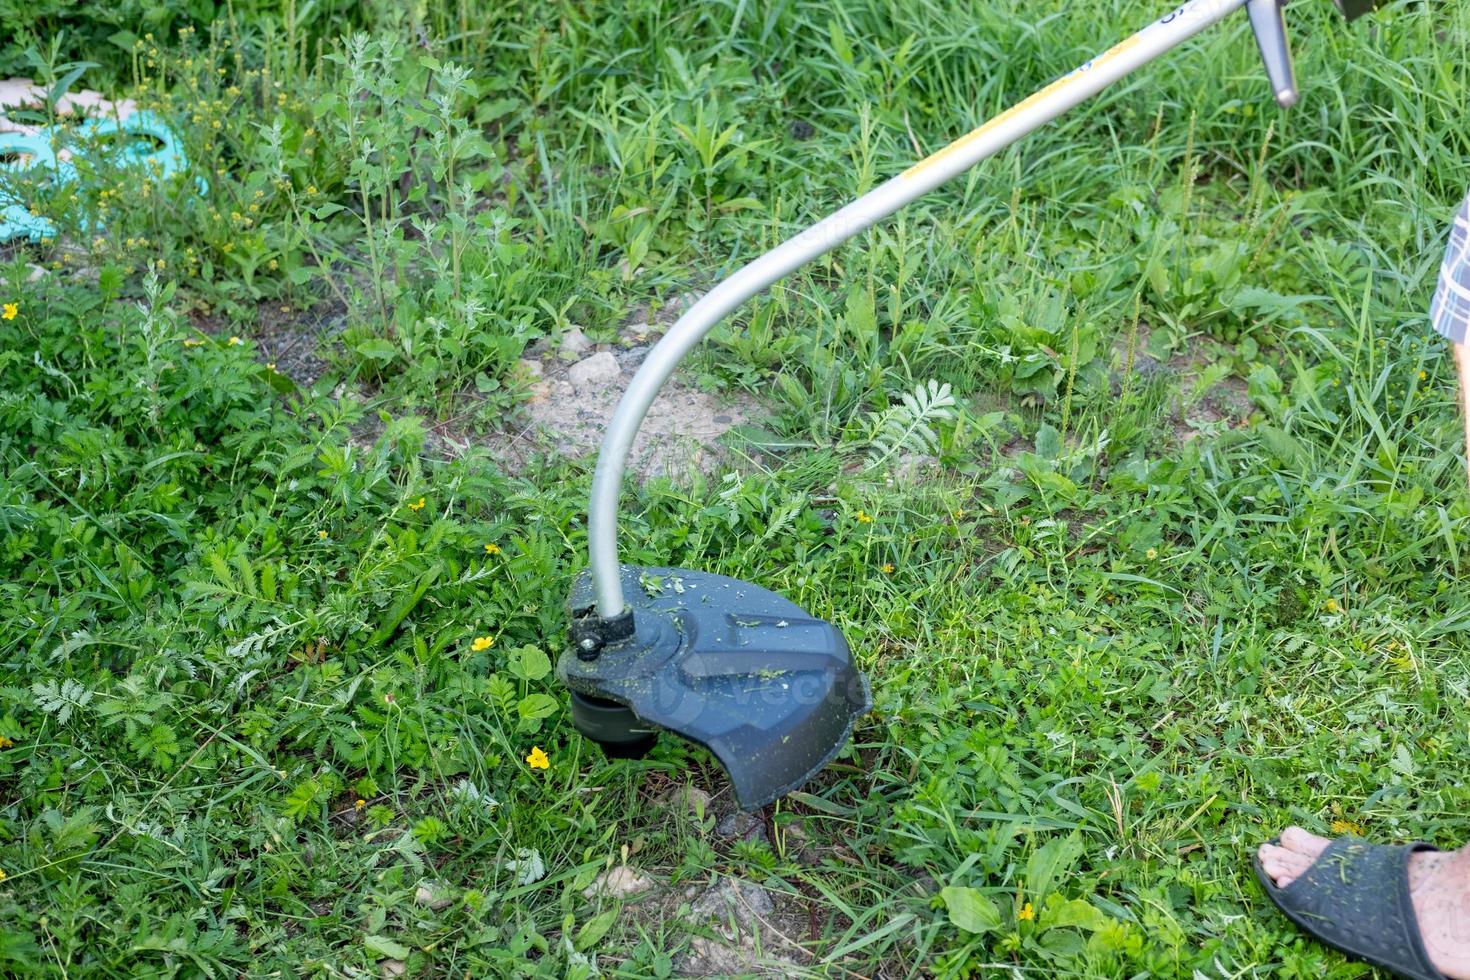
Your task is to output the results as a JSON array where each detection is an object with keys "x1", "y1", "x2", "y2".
[{"x1": 866, "y1": 380, "x2": 956, "y2": 469}]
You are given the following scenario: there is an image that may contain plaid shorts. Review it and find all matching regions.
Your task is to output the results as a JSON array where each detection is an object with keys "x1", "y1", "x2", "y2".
[{"x1": 1431, "y1": 192, "x2": 1470, "y2": 344}]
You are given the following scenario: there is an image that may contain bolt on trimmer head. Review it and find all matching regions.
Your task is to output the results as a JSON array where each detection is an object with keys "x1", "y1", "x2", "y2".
[{"x1": 559, "y1": 0, "x2": 1387, "y2": 810}]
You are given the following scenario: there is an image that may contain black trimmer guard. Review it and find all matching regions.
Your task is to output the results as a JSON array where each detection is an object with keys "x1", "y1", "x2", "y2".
[
  {"x1": 1334, "y1": 0, "x2": 1380, "y2": 20},
  {"x1": 559, "y1": 566, "x2": 871, "y2": 810}
]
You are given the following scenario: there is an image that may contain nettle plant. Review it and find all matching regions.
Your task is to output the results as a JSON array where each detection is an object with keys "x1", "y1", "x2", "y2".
[
  {"x1": 266, "y1": 35, "x2": 552, "y2": 408},
  {"x1": 0, "y1": 268, "x2": 577, "y2": 834}
]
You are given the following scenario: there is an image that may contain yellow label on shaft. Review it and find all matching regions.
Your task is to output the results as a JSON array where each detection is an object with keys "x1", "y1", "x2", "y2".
[{"x1": 902, "y1": 34, "x2": 1142, "y2": 181}]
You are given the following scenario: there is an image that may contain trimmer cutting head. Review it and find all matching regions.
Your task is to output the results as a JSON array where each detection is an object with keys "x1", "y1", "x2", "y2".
[
  {"x1": 560, "y1": 567, "x2": 871, "y2": 810},
  {"x1": 1334, "y1": 0, "x2": 1380, "y2": 20}
]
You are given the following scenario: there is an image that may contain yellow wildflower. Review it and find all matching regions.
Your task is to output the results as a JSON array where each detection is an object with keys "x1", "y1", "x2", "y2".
[
  {"x1": 1325, "y1": 598, "x2": 1340, "y2": 614},
  {"x1": 0, "y1": 736, "x2": 12, "y2": 749},
  {"x1": 856, "y1": 511, "x2": 874, "y2": 524},
  {"x1": 318, "y1": 530, "x2": 328, "y2": 539},
  {"x1": 228, "y1": 336, "x2": 242, "y2": 346},
  {"x1": 266, "y1": 363, "x2": 277, "y2": 372},
  {"x1": 484, "y1": 543, "x2": 501, "y2": 555},
  {"x1": 0, "y1": 869, "x2": 6, "y2": 882},
  {"x1": 525, "y1": 746, "x2": 550, "y2": 770},
  {"x1": 1018, "y1": 902, "x2": 1034, "y2": 921},
  {"x1": 354, "y1": 798, "x2": 366, "y2": 812},
  {"x1": 1330, "y1": 819, "x2": 1364, "y2": 836},
  {"x1": 881, "y1": 564, "x2": 895, "y2": 575},
  {"x1": 408, "y1": 497, "x2": 426, "y2": 511},
  {"x1": 471, "y1": 636, "x2": 494, "y2": 652},
  {"x1": 2, "y1": 303, "x2": 17, "y2": 320},
  {"x1": 1145, "y1": 547, "x2": 1158, "y2": 560}
]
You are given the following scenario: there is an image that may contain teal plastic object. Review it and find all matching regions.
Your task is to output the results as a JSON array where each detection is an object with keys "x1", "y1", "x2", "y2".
[{"x1": 0, "y1": 110, "x2": 201, "y2": 243}]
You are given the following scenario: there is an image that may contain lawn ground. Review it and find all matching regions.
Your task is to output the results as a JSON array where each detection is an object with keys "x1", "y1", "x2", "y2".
[{"x1": 1, "y1": 1, "x2": 1469, "y2": 976}]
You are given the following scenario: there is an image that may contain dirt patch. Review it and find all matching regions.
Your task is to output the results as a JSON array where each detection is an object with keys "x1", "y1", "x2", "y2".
[
  {"x1": 225, "y1": 292, "x2": 762, "y2": 482},
  {"x1": 482, "y1": 338, "x2": 762, "y2": 483},
  {"x1": 250, "y1": 300, "x2": 345, "y2": 390},
  {"x1": 1174, "y1": 372, "x2": 1252, "y2": 442},
  {"x1": 1115, "y1": 323, "x2": 1256, "y2": 443},
  {"x1": 585, "y1": 779, "x2": 826, "y2": 975},
  {"x1": 186, "y1": 297, "x2": 344, "y2": 391},
  {"x1": 674, "y1": 876, "x2": 808, "y2": 976},
  {"x1": 1168, "y1": 332, "x2": 1255, "y2": 442}
]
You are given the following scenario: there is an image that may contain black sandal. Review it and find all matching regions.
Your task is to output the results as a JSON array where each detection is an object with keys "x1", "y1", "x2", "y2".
[{"x1": 1255, "y1": 836, "x2": 1448, "y2": 980}]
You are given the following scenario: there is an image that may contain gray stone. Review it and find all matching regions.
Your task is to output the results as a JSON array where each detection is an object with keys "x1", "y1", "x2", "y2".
[
  {"x1": 616, "y1": 345, "x2": 650, "y2": 370},
  {"x1": 677, "y1": 878, "x2": 800, "y2": 976},
  {"x1": 414, "y1": 880, "x2": 455, "y2": 910},
  {"x1": 560, "y1": 327, "x2": 592, "y2": 355},
  {"x1": 687, "y1": 876, "x2": 774, "y2": 931},
  {"x1": 679, "y1": 935, "x2": 797, "y2": 976},
  {"x1": 893, "y1": 453, "x2": 938, "y2": 481},
  {"x1": 716, "y1": 810, "x2": 767, "y2": 843},
  {"x1": 582, "y1": 865, "x2": 655, "y2": 900},
  {"x1": 661, "y1": 784, "x2": 712, "y2": 815},
  {"x1": 568, "y1": 351, "x2": 621, "y2": 390}
]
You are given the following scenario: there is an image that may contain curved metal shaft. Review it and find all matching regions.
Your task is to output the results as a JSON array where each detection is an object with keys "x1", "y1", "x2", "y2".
[{"x1": 588, "y1": 0, "x2": 1249, "y2": 618}]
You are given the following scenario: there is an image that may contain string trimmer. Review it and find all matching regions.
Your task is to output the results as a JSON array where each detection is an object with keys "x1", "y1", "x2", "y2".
[{"x1": 559, "y1": 0, "x2": 1383, "y2": 809}]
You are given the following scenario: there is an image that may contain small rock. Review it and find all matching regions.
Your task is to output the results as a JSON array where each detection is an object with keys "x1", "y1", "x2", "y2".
[
  {"x1": 780, "y1": 819, "x2": 821, "y2": 866},
  {"x1": 893, "y1": 453, "x2": 937, "y2": 481},
  {"x1": 716, "y1": 810, "x2": 767, "y2": 843},
  {"x1": 622, "y1": 320, "x2": 653, "y2": 342},
  {"x1": 414, "y1": 880, "x2": 455, "y2": 910},
  {"x1": 1131, "y1": 353, "x2": 1171, "y2": 378},
  {"x1": 680, "y1": 934, "x2": 797, "y2": 976},
  {"x1": 687, "y1": 876, "x2": 774, "y2": 932},
  {"x1": 615, "y1": 345, "x2": 650, "y2": 370},
  {"x1": 678, "y1": 878, "x2": 800, "y2": 976},
  {"x1": 582, "y1": 865, "x2": 655, "y2": 900},
  {"x1": 560, "y1": 327, "x2": 592, "y2": 355},
  {"x1": 568, "y1": 351, "x2": 621, "y2": 390},
  {"x1": 661, "y1": 785, "x2": 712, "y2": 815},
  {"x1": 516, "y1": 358, "x2": 544, "y2": 380},
  {"x1": 380, "y1": 960, "x2": 406, "y2": 978},
  {"x1": 26, "y1": 263, "x2": 46, "y2": 282}
]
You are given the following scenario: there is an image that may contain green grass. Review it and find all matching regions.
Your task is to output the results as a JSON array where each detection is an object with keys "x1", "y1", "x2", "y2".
[{"x1": 1, "y1": 0, "x2": 1469, "y2": 976}]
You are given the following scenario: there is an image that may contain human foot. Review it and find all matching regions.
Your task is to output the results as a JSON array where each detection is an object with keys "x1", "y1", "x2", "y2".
[{"x1": 1258, "y1": 826, "x2": 1470, "y2": 979}]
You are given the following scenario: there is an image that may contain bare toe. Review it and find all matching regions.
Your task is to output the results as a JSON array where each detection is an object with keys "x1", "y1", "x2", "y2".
[
  {"x1": 1259, "y1": 842, "x2": 1316, "y2": 886},
  {"x1": 1280, "y1": 826, "x2": 1332, "y2": 860}
]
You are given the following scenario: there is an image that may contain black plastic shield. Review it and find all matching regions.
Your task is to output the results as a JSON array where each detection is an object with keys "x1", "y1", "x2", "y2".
[
  {"x1": 1333, "y1": 0, "x2": 1379, "y2": 20},
  {"x1": 560, "y1": 567, "x2": 871, "y2": 810}
]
